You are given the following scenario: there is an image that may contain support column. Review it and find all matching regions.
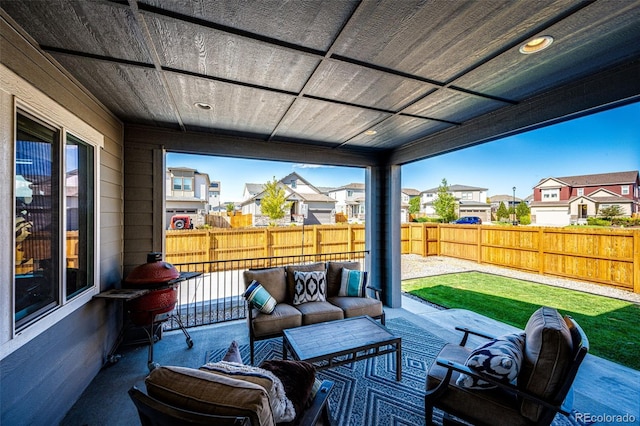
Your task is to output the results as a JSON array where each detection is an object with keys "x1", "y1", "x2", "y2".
[{"x1": 366, "y1": 165, "x2": 402, "y2": 308}]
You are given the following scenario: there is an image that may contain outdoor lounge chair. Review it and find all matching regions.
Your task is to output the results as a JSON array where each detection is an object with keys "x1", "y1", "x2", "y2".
[{"x1": 424, "y1": 306, "x2": 589, "y2": 426}]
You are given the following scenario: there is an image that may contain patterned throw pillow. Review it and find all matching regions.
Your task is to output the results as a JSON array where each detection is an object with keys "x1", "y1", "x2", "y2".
[
  {"x1": 244, "y1": 280, "x2": 277, "y2": 314},
  {"x1": 292, "y1": 271, "x2": 327, "y2": 305},
  {"x1": 339, "y1": 268, "x2": 367, "y2": 297},
  {"x1": 456, "y1": 332, "x2": 525, "y2": 390}
]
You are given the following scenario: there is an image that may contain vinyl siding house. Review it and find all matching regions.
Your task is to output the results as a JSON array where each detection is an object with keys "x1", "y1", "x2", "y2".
[
  {"x1": 241, "y1": 173, "x2": 337, "y2": 226},
  {"x1": 165, "y1": 167, "x2": 210, "y2": 228},
  {"x1": 326, "y1": 183, "x2": 366, "y2": 223},
  {"x1": 420, "y1": 184, "x2": 492, "y2": 223},
  {"x1": 530, "y1": 171, "x2": 640, "y2": 226},
  {"x1": 401, "y1": 188, "x2": 421, "y2": 223}
]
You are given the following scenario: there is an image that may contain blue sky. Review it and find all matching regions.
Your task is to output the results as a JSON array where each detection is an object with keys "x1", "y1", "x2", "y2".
[{"x1": 167, "y1": 101, "x2": 639, "y2": 202}]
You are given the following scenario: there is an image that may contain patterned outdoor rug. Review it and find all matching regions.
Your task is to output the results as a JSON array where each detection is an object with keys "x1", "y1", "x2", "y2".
[{"x1": 206, "y1": 318, "x2": 585, "y2": 426}]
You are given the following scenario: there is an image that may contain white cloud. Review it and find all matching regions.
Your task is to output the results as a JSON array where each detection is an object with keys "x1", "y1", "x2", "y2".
[{"x1": 292, "y1": 163, "x2": 335, "y2": 169}]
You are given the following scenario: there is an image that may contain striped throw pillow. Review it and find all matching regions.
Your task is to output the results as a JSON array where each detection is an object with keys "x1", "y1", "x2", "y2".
[
  {"x1": 244, "y1": 280, "x2": 277, "y2": 314},
  {"x1": 339, "y1": 268, "x2": 367, "y2": 297}
]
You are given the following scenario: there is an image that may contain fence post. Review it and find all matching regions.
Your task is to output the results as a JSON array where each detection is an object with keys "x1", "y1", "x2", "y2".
[
  {"x1": 634, "y1": 230, "x2": 640, "y2": 294},
  {"x1": 348, "y1": 224, "x2": 353, "y2": 253},
  {"x1": 538, "y1": 227, "x2": 545, "y2": 276},
  {"x1": 263, "y1": 228, "x2": 269, "y2": 259},
  {"x1": 314, "y1": 225, "x2": 320, "y2": 255},
  {"x1": 477, "y1": 225, "x2": 482, "y2": 264},
  {"x1": 422, "y1": 223, "x2": 427, "y2": 257}
]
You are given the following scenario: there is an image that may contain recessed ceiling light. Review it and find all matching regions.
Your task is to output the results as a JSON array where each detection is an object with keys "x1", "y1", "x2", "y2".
[
  {"x1": 519, "y1": 36, "x2": 554, "y2": 54},
  {"x1": 194, "y1": 102, "x2": 213, "y2": 110},
  {"x1": 364, "y1": 130, "x2": 377, "y2": 136}
]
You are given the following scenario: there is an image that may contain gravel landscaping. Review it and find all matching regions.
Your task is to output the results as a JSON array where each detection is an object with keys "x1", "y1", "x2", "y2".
[{"x1": 401, "y1": 254, "x2": 640, "y2": 304}]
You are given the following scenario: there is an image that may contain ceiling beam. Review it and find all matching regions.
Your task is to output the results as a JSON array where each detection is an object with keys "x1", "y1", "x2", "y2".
[{"x1": 390, "y1": 59, "x2": 640, "y2": 166}]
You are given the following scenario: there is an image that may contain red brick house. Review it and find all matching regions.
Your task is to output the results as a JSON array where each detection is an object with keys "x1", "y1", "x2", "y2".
[{"x1": 530, "y1": 171, "x2": 640, "y2": 225}]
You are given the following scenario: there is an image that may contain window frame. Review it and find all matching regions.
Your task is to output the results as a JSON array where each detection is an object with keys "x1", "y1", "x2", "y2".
[
  {"x1": 621, "y1": 185, "x2": 629, "y2": 195},
  {"x1": 1, "y1": 69, "x2": 103, "y2": 359}
]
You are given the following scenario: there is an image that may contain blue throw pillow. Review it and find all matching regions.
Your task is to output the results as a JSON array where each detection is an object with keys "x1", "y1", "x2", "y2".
[
  {"x1": 339, "y1": 268, "x2": 367, "y2": 297},
  {"x1": 244, "y1": 280, "x2": 277, "y2": 314}
]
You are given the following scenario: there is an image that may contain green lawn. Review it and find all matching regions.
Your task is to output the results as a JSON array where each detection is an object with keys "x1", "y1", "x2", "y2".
[{"x1": 403, "y1": 272, "x2": 640, "y2": 370}]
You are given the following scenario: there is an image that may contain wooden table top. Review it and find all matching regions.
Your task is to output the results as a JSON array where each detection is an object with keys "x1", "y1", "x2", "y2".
[{"x1": 283, "y1": 316, "x2": 399, "y2": 360}]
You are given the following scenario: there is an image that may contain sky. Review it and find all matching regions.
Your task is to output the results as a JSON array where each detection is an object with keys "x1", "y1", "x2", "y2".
[{"x1": 167, "y1": 101, "x2": 639, "y2": 202}]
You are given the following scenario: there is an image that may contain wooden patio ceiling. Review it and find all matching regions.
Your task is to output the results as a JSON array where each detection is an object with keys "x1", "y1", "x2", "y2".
[{"x1": 2, "y1": 0, "x2": 639, "y2": 166}]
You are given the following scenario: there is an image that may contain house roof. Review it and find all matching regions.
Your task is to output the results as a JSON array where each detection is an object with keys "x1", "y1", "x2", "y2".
[
  {"x1": 329, "y1": 183, "x2": 366, "y2": 192},
  {"x1": 3, "y1": 2, "x2": 638, "y2": 167},
  {"x1": 535, "y1": 170, "x2": 639, "y2": 188},
  {"x1": 488, "y1": 194, "x2": 522, "y2": 202},
  {"x1": 402, "y1": 188, "x2": 421, "y2": 196}
]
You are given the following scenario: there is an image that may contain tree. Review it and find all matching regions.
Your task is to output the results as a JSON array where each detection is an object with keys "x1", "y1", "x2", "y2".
[
  {"x1": 599, "y1": 205, "x2": 624, "y2": 219},
  {"x1": 408, "y1": 197, "x2": 421, "y2": 215},
  {"x1": 260, "y1": 177, "x2": 292, "y2": 226},
  {"x1": 496, "y1": 201, "x2": 509, "y2": 221},
  {"x1": 225, "y1": 202, "x2": 235, "y2": 214},
  {"x1": 433, "y1": 178, "x2": 457, "y2": 223},
  {"x1": 516, "y1": 201, "x2": 530, "y2": 220}
]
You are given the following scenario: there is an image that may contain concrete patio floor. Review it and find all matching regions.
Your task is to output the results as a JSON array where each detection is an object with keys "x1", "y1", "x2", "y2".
[{"x1": 62, "y1": 295, "x2": 639, "y2": 426}]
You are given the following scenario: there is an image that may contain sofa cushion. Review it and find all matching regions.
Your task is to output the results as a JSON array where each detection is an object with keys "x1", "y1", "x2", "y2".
[
  {"x1": 200, "y1": 361, "x2": 295, "y2": 423},
  {"x1": 456, "y1": 332, "x2": 525, "y2": 390},
  {"x1": 244, "y1": 280, "x2": 277, "y2": 314},
  {"x1": 326, "y1": 261, "x2": 360, "y2": 297},
  {"x1": 285, "y1": 262, "x2": 325, "y2": 301},
  {"x1": 244, "y1": 267, "x2": 287, "y2": 303},
  {"x1": 145, "y1": 365, "x2": 274, "y2": 426},
  {"x1": 519, "y1": 307, "x2": 573, "y2": 421},
  {"x1": 296, "y1": 300, "x2": 344, "y2": 325},
  {"x1": 292, "y1": 271, "x2": 327, "y2": 305},
  {"x1": 339, "y1": 268, "x2": 367, "y2": 297},
  {"x1": 328, "y1": 296, "x2": 383, "y2": 319},
  {"x1": 251, "y1": 303, "x2": 302, "y2": 338}
]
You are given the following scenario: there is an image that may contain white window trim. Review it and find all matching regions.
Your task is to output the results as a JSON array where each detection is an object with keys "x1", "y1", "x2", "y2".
[
  {"x1": 1, "y1": 64, "x2": 103, "y2": 359},
  {"x1": 621, "y1": 185, "x2": 629, "y2": 195}
]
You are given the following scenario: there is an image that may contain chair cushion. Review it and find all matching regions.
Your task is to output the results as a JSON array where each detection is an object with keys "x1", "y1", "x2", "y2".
[
  {"x1": 251, "y1": 303, "x2": 302, "y2": 338},
  {"x1": 292, "y1": 271, "x2": 327, "y2": 305},
  {"x1": 295, "y1": 301, "x2": 344, "y2": 325},
  {"x1": 328, "y1": 296, "x2": 383, "y2": 319},
  {"x1": 456, "y1": 332, "x2": 525, "y2": 390},
  {"x1": 244, "y1": 267, "x2": 287, "y2": 303},
  {"x1": 326, "y1": 261, "x2": 360, "y2": 297},
  {"x1": 200, "y1": 361, "x2": 295, "y2": 423},
  {"x1": 145, "y1": 365, "x2": 274, "y2": 426},
  {"x1": 285, "y1": 263, "x2": 325, "y2": 301},
  {"x1": 520, "y1": 307, "x2": 573, "y2": 421},
  {"x1": 244, "y1": 280, "x2": 277, "y2": 314},
  {"x1": 339, "y1": 268, "x2": 367, "y2": 297},
  {"x1": 425, "y1": 344, "x2": 528, "y2": 426}
]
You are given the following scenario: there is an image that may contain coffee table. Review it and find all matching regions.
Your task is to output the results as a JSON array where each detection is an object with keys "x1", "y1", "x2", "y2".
[{"x1": 282, "y1": 315, "x2": 402, "y2": 381}]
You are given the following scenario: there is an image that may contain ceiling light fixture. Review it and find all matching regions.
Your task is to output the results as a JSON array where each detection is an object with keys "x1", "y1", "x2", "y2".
[
  {"x1": 194, "y1": 102, "x2": 213, "y2": 110},
  {"x1": 364, "y1": 130, "x2": 377, "y2": 136},
  {"x1": 519, "y1": 35, "x2": 554, "y2": 54}
]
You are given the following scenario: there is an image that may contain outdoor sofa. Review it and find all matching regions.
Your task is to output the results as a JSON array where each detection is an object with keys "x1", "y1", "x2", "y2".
[{"x1": 243, "y1": 261, "x2": 385, "y2": 364}]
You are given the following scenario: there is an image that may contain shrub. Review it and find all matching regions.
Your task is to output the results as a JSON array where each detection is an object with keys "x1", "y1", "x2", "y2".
[
  {"x1": 519, "y1": 215, "x2": 531, "y2": 225},
  {"x1": 587, "y1": 217, "x2": 611, "y2": 226}
]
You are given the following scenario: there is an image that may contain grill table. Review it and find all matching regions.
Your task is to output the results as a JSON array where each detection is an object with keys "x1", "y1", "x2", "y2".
[{"x1": 283, "y1": 316, "x2": 402, "y2": 381}]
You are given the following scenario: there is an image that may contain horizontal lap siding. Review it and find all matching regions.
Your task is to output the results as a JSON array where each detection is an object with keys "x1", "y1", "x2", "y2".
[{"x1": 1, "y1": 15, "x2": 124, "y2": 426}]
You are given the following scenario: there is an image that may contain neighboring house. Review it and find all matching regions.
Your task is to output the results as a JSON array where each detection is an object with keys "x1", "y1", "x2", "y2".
[
  {"x1": 420, "y1": 184, "x2": 491, "y2": 222},
  {"x1": 488, "y1": 194, "x2": 522, "y2": 211},
  {"x1": 401, "y1": 188, "x2": 421, "y2": 223},
  {"x1": 325, "y1": 183, "x2": 366, "y2": 222},
  {"x1": 208, "y1": 181, "x2": 221, "y2": 212},
  {"x1": 530, "y1": 170, "x2": 640, "y2": 226},
  {"x1": 165, "y1": 167, "x2": 210, "y2": 228},
  {"x1": 241, "y1": 172, "x2": 337, "y2": 226}
]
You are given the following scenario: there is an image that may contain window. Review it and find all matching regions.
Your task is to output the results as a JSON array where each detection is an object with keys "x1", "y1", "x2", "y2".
[
  {"x1": 541, "y1": 188, "x2": 559, "y2": 200},
  {"x1": 183, "y1": 178, "x2": 192, "y2": 191},
  {"x1": 173, "y1": 177, "x2": 182, "y2": 190},
  {"x1": 621, "y1": 185, "x2": 629, "y2": 195},
  {"x1": 172, "y1": 177, "x2": 193, "y2": 192},
  {"x1": 577, "y1": 188, "x2": 584, "y2": 196},
  {"x1": 347, "y1": 190, "x2": 353, "y2": 197},
  {"x1": 14, "y1": 112, "x2": 95, "y2": 330},
  {"x1": 461, "y1": 192, "x2": 473, "y2": 200},
  {"x1": 290, "y1": 180, "x2": 297, "y2": 189}
]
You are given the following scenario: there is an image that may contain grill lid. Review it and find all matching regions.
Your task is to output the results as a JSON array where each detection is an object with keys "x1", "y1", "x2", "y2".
[{"x1": 124, "y1": 252, "x2": 180, "y2": 285}]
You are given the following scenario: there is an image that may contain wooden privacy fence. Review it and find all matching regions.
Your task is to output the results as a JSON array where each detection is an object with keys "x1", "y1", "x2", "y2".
[
  {"x1": 166, "y1": 223, "x2": 640, "y2": 293},
  {"x1": 166, "y1": 224, "x2": 366, "y2": 271},
  {"x1": 403, "y1": 223, "x2": 639, "y2": 293}
]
